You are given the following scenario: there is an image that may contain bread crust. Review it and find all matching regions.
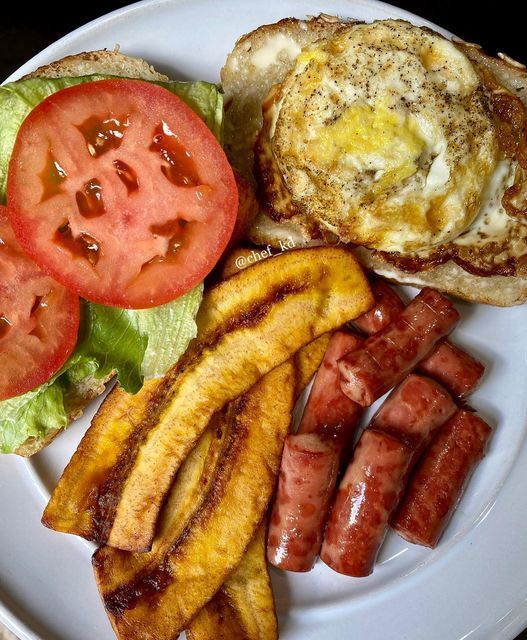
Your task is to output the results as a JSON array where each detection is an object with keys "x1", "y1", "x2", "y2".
[
  {"x1": 222, "y1": 16, "x2": 527, "y2": 306},
  {"x1": 9, "y1": 48, "x2": 168, "y2": 456},
  {"x1": 22, "y1": 48, "x2": 168, "y2": 82}
]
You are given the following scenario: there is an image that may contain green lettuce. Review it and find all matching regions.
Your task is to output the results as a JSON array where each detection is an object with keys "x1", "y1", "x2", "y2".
[
  {"x1": 0, "y1": 75, "x2": 221, "y2": 453},
  {"x1": 0, "y1": 286, "x2": 203, "y2": 454}
]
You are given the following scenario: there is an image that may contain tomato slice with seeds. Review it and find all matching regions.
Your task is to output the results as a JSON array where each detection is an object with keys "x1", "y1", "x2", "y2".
[
  {"x1": 0, "y1": 206, "x2": 79, "y2": 401},
  {"x1": 7, "y1": 79, "x2": 237, "y2": 309}
]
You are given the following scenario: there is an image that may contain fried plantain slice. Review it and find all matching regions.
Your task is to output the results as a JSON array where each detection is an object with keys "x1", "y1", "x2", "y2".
[
  {"x1": 92, "y1": 409, "x2": 229, "y2": 593},
  {"x1": 186, "y1": 524, "x2": 277, "y2": 640},
  {"x1": 41, "y1": 378, "x2": 161, "y2": 538},
  {"x1": 95, "y1": 361, "x2": 295, "y2": 640},
  {"x1": 44, "y1": 247, "x2": 372, "y2": 551},
  {"x1": 92, "y1": 333, "x2": 326, "y2": 630}
]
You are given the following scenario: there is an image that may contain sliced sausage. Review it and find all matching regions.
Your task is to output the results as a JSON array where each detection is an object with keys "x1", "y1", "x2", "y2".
[
  {"x1": 320, "y1": 429, "x2": 412, "y2": 577},
  {"x1": 392, "y1": 409, "x2": 492, "y2": 548},
  {"x1": 338, "y1": 288, "x2": 460, "y2": 406},
  {"x1": 352, "y1": 279, "x2": 405, "y2": 335},
  {"x1": 299, "y1": 330, "x2": 363, "y2": 457},
  {"x1": 418, "y1": 341, "x2": 485, "y2": 399},
  {"x1": 353, "y1": 283, "x2": 484, "y2": 398},
  {"x1": 268, "y1": 331, "x2": 364, "y2": 572},
  {"x1": 371, "y1": 374, "x2": 457, "y2": 458},
  {"x1": 267, "y1": 433, "x2": 339, "y2": 572}
]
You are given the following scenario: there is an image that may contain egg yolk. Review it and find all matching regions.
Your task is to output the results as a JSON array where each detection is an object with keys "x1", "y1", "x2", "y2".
[{"x1": 306, "y1": 100, "x2": 427, "y2": 194}]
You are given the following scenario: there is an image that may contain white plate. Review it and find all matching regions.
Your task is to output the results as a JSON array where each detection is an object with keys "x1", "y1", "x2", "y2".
[{"x1": 1, "y1": 1, "x2": 527, "y2": 639}]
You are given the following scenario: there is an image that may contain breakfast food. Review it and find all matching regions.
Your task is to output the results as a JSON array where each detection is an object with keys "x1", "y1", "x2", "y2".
[
  {"x1": 339, "y1": 288, "x2": 460, "y2": 406},
  {"x1": 0, "y1": 206, "x2": 79, "y2": 400},
  {"x1": 320, "y1": 429, "x2": 412, "y2": 577},
  {"x1": 44, "y1": 246, "x2": 373, "y2": 551},
  {"x1": 96, "y1": 362, "x2": 295, "y2": 640},
  {"x1": 352, "y1": 279, "x2": 406, "y2": 334},
  {"x1": 187, "y1": 525, "x2": 277, "y2": 640},
  {"x1": 269, "y1": 283, "x2": 489, "y2": 578},
  {"x1": 0, "y1": 50, "x2": 228, "y2": 455},
  {"x1": 8, "y1": 79, "x2": 237, "y2": 308},
  {"x1": 393, "y1": 409, "x2": 492, "y2": 547},
  {"x1": 370, "y1": 374, "x2": 457, "y2": 455},
  {"x1": 418, "y1": 342, "x2": 485, "y2": 398},
  {"x1": 268, "y1": 330, "x2": 363, "y2": 572},
  {"x1": 0, "y1": 8, "x2": 520, "y2": 640},
  {"x1": 267, "y1": 432, "x2": 339, "y2": 572},
  {"x1": 354, "y1": 279, "x2": 486, "y2": 397},
  {"x1": 222, "y1": 16, "x2": 527, "y2": 305},
  {"x1": 297, "y1": 330, "x2": 363, "y2": 443},
  {"x1": 93, "y1": 331, "x2": 328, "y2": 639}
]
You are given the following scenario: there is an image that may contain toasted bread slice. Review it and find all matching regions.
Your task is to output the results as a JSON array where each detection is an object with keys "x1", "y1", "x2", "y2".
[
  {"x1": 222, "y1": 17, "x2": 527, "y2": 306},
  {"x1": 10, "y1": 49, "x2": 168, "y2": 456},
  {"x1": 221, "y1": 14, "x2": 353, "y2": 182}
]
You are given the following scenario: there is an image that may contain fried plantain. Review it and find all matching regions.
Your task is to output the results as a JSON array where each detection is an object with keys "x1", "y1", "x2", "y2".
[
  {"x1": 44, "y1": 247, "x2": 372, "y2": 551},
  {"x1": 95, "y1": 362, "x2": 294, "y2": 640},
  {"x1": 186, "y1": 525, "x2": 277, "y2": 640}
]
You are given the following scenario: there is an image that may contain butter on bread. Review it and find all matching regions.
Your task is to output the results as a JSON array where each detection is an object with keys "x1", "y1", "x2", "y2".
[{"x1": 221, "y1": 16, "x2": 527, "y2": 306}]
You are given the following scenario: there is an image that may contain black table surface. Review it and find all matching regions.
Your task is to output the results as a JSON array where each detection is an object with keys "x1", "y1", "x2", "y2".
[{"x1": 0, "y1": 2, "x2": 526, "y2": 639}]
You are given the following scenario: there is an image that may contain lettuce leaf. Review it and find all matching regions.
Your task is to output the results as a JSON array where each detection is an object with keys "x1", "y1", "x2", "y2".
[
  {"x1": 0, "y1": 383, "x2": 67, "y2": 454},
  {"x1": 0, "y1": 75, "x2": 219, "y2": 453},
  {"x1": 0, "y1": 286, "x2": 203, "y2": 453},
  {"x1": 0, "y1": 74, "x2": 223, "y2": 200}
]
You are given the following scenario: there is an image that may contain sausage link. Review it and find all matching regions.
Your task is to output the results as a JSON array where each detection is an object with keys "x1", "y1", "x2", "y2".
[
  {"x1": 352, "y1": 280, "x2": 405, "y2": 335},
  {"x1": 371, "y1": 374, "x2": 457, "y2": 457},
  {"x1": 392, "y1": 409, "x2": 492, "y2": 548},
  {"x1": 299, "y1": 330, "x2": 363, "y2": 457},
  {"x1": 353, "y1": 283, "x2": 484, "y2": 398},
  {"x1": 418, "y1": 341, "x2": 485, "y2": 399},
  {"x1": 338, "y1": 288, "x2": 460, "y2": 406},
  {"x1": 320, "y1": 430, "x2": 412, "y2": 577},
  {"x1": 268, "y1": 332, "x2": 364, "y2": 572},
  {"x1": 267, "y1": 433, "x2": 339, "y2": 572}
]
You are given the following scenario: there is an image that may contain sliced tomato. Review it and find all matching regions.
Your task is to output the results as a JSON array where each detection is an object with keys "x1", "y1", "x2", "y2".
[
  {"x1": 0, "y1": 206, "x2": 79, "y2": 401},
  {"x1": 7, "y1": 79, "x2": 237, "y2": 309}
]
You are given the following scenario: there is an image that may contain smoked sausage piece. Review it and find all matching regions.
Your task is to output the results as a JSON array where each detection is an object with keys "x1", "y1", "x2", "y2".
[
  {"x1": 418, "y1": 341, "x2": 485, "y2": 399},
  {"x1": 338, "y1": 288, "x2": 460, "y2": 406},
  {"x1": 353, "y1": 282, "x2": 484, "y2": 399},
  {"x1": 320, "y1": 430, "x2": 412, "y2": 577},
  {"x1": 267, "y1": 433, "x2": 339, "y2": 572},
  {"x1": 299, "y1": 330, "x2": 363, "y2": 456},
  {"x1": 371, "y1": 374, "x2": 457, "y2": 459},
  {"x1": 352, "y1": 280, "x2": 405, "y2": 336},
  {"x1": 268, "y1": 332, "x2": 364, "y2": 572},
  {"x1": 392, "y1": 409, "x2": 492, "y2": 548}
]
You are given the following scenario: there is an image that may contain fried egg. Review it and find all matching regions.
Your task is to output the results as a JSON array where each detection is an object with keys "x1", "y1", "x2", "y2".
[{"x1": 257, "y1": 20, "x2": 501, "y2": 253}]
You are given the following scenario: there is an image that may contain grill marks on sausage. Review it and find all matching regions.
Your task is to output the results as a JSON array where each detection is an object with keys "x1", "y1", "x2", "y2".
[
  {"x1": 339, "y1": 288, "x2": 460, "y2": 407},
  {"x1": 392, "y1": 409, "x2": 492, "y2": 547},
  {"x1": 86, "y1": 279, "x2": 309, "y2": 544}
]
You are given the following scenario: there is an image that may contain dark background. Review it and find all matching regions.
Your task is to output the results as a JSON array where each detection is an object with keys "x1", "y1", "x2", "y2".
[{"x1": 0, "y1": 1, "x2": 526, "y2": 639}]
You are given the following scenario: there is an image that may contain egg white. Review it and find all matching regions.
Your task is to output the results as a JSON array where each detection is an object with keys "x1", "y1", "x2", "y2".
[{"x1": 261, "y1": 20, "x2": 500, "y2": 253}]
